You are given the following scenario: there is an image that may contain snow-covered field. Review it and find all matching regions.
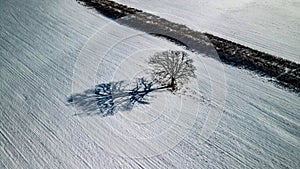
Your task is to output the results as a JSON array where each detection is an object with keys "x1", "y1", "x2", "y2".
[
  {"x1": 116, "y1": 0, "x2": 300, "y2": 63},
  {"x1": 0, "y1": 0, "x2": 299, "y2": 168}
]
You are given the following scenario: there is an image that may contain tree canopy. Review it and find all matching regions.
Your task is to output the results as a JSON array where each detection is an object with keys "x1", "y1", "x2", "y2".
[{"x1": 148, "y1": 50, "x2": 196, "y2": 91}]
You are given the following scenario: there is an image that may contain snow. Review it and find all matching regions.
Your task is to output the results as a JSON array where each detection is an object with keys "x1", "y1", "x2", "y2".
[
  {"x1": 0, "y1": 0, "x2": 299, "y2": 168},
  {"x1": 115, "y1": 0, "x2": 300, "y2": 63}
]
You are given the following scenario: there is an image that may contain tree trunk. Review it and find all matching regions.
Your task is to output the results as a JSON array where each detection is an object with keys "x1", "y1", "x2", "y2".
[{"x1": 171, "y1": 77, "x2": 175, "y2": 91}]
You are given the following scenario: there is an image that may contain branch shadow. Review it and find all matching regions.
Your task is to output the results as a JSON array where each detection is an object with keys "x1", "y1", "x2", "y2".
[{"x1": 67, "y1": 78, "x2": 158, "y2": 117}]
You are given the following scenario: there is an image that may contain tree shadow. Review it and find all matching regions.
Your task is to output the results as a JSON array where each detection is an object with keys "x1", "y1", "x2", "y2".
[{"x1": 67, "y1": 78, "x2": 164, "y2": 117}]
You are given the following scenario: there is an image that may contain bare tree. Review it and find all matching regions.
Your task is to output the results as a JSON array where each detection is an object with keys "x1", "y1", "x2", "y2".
[
  {"x1": 68, "y1": 50, "x2": 197, "y2": 116},
  {"x1": 148, "y1": 50, "x2": 196, "y2": 91}
]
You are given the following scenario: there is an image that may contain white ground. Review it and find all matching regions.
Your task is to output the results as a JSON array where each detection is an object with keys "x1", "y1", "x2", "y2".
[
  {"x1": 0, "y1": 0, "x2": 299, "y2": 168},
  {"x1": 116, "y1": 0, "x2": 300, "y2": 63}
]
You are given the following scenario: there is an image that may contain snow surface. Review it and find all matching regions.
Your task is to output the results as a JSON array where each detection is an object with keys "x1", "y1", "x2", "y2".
[
  {"x1": 115, "y1": 0, "x2": 300, "y2": 63},
  {"x1": 0, "y1": 0, "x2": 300, "y2": 168}
]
